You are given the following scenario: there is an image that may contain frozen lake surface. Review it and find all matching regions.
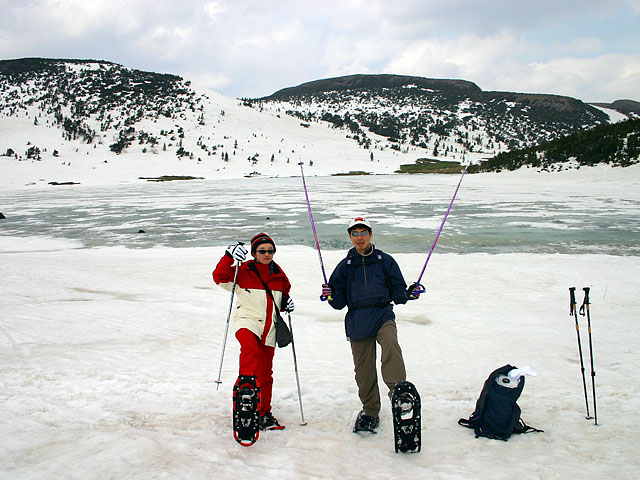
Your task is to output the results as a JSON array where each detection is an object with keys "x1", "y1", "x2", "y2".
[{"x1": 2, "y1": 173, "x2": 639, "y2": 254}]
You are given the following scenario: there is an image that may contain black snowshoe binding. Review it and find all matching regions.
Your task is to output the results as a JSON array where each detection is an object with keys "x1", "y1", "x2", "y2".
[
  {"x1": 260, "y1": 411, "x2": 285, "y2": 431},
  {"x1": 233, "y1": 375, "x2": 261, "y2": 447},
  {"x1": 392, "y1": 381, "x2": 421, "y2": 453},
  {"x1": 353, "y1": 410, "x2": 379, "y2": 434}
]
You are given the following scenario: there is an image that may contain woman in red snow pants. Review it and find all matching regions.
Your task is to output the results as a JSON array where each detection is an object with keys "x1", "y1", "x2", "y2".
[{"x1": 213, "y1": 233, "x2": 294, "y2": 431}]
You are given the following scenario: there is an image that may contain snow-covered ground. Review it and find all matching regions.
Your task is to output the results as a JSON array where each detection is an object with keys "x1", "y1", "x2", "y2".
[
  {"x1": 2, "y1": 158, "x2": 640, "y2": 478},
  {"x1": 2, "y1": 239, "x2": 639, "y2": 479}
]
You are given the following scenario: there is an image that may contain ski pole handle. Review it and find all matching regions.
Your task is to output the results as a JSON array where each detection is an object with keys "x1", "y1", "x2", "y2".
[
  {"x1": 234, "y1": 241, "x2": 245, "y2": 266},
  {"x1": 320, "y1": 283, "x2": 332, "y2": 302},
  {"x1": 569, "y1": 287, "x2": 577, "y2": 316},
  {"x1": 580, "y1": 287, "x2": 590, "y2": 316}
]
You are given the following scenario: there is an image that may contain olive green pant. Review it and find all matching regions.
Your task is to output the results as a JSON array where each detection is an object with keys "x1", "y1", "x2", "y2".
[{"x1": 349, "y1": 320, "x2": 406, "y2": 418}]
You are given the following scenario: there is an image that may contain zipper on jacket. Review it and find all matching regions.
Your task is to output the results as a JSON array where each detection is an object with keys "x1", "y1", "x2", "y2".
[{"x1": 361, "y1": 255, "x2": 368, "y2": 291}]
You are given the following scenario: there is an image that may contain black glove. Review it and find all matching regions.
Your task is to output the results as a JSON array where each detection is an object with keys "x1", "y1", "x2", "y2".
[
  {"x1": 407, "y1": 283, "x2": 425, "y2": 300},
  {"x1": 320, "y1": 283, "x2": 333, "y2": 301},
  {"x1": 282, "y1": 297, "x2": 295, "y2": 313}
]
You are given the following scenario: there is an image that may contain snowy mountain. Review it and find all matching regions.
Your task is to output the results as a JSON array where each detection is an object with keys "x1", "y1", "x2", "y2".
[
  {"x1": 254, "y1": 73, "x2": 616, "y2": 157},
  {"x1": 0, "y1": 58, "x2": 637, "y2": 187},
  {"x1": 0, "y1": 58, "x2": 434, "y2": 185}
]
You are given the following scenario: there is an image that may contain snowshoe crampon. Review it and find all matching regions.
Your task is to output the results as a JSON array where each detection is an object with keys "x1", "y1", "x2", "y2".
[
  {"x1": 233, "y1": 375, "x2": 260, "y2": 446},
  {"x1": 392, "y1": 381, "x2": 421, "y2": 453}
]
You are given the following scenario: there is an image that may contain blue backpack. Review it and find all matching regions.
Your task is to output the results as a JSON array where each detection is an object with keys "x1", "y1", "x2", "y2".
[{"x1": 458, "y1": 364, "x2": 543, "y2": 440}]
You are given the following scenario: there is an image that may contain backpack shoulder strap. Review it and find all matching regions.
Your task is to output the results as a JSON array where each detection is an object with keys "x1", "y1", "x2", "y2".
[
  {"x1": 374, "y1": 249, "x2": 393, "y2": 291},
  {"x1": 513, "y1": 418, "x2": 544, "y2": 434},
  {"x1": 248, "y1": 262, "x2": 281, "y2": 314},
  {"x1": 457, "y1": 417, "x2": 474, "y2": 429}
]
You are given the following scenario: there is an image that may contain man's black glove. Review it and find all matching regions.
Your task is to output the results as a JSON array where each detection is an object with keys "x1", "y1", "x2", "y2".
[{"x1": 407, "y1": 283, "x2": 425, "y2": 300}]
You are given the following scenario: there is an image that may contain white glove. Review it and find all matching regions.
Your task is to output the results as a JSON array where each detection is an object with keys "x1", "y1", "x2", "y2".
[
  {"x1": 226, "y1": 243, "x2": 247, "y2": 263},
  {"x1": 283, "y1": 297, "x2": 295, "y2": 312}
]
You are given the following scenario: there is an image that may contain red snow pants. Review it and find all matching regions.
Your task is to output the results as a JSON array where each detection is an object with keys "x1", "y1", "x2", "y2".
[{"x1": 236, "y1": 328, "x2": 275, "y2": 415}]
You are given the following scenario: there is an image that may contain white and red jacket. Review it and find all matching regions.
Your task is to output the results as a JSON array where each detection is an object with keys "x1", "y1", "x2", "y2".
[{"x1": 213, "y1": 253, "x2": 292, "y2": 348}]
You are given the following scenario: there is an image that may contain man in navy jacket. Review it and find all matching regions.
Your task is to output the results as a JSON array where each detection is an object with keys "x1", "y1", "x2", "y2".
[{"x1": 322, "y1": 217, "x2": 422, "y2": 433}]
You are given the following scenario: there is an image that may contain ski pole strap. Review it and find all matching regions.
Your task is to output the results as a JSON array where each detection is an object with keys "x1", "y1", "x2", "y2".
[{"x1": 579, "y1": 287, "x2": 590, "y2": 315}]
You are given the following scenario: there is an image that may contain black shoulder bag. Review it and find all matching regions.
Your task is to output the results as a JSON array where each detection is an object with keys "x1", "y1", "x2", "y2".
[{"x1": 250, "y1": 264, "x2": 293, "y2": 348}]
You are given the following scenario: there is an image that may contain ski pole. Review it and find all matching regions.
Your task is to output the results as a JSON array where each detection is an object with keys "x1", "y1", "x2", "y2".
[
  {"x1": 287, "y1": 311, "x2": 307, "y2": 425},
  {"x1": 570, "y1": 287, "x2": 591, "y2": 419},
  {"x1": 579, "y1": 287, "x2": 597, "y2": 425},
  {"x1": 298, "y1": 161, "x2": 328, "y2": 286},
  {"x1": 415, "y1": 168, "x2": 467, "y2": 285},
  {"x1": 215, "y1": 253, "x2": 242, "y2": 390}
]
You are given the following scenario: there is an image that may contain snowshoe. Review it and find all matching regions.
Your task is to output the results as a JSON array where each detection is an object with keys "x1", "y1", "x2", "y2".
[
  {"x1": 392, "y1": 381, "x2": 421, "y2": 453},
  {"x1": 233, "y1": 375, "x2": 260, "y2": 446},
  {"x1": 260, "y1": 411, "x2": 285, "y2": 431},
  {"x1": 353, "y1": 410, "x2": 379, "y2": 434}
]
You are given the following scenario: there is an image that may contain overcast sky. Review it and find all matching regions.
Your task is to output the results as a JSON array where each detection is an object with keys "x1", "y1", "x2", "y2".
[{"x1": 1, "y1": 0, "x2": 639, "y2": 102}]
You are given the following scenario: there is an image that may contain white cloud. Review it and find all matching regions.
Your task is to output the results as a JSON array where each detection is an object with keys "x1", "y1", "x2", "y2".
[
  {"x1": 237, "y1": 20, "x2": 304, "y2": 49},
  {"x1": 557, "y1": 37, "x2": 605, "y2": 56},
  {"x1": 36, "y1": 0, "x2": 142, "y2": 37},
  {"x1": 384, "y1": 34, "x2": 530, "y2": 85},
  {"x1": 381, "y1": 32, "x2": 640, "y2": 101},
  {"x1": 322, "y1": 33, "x2": 394, "y2": 78},
  {"x1": 135, "y1": 25, "x2": 196, "y2": 62},
  {"x1": 202, "y1": 1, "x2": 227, "y2": 20},
  {"x1": 520, "y1": 54, "x2": 640, "y2": 101},
  {"x1": 1, "y1": 0, "x2": 639, "y2": 100}
]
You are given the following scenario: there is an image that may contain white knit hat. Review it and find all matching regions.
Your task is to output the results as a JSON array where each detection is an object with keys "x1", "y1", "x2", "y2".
[{"x1": 347, "y1": 216, "x2": 372, "y2": 232}]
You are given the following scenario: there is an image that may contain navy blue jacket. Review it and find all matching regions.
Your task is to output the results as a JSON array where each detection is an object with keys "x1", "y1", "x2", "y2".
[{"x1": 328, "y1": 246, "x2": 409, "y2": 340}]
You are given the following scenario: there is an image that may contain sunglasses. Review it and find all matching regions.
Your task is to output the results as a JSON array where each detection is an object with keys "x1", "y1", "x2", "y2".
[
  {"x1": 256, "y1": 249, "x2": 275, "y2": 255},
  {"x1": 350, "y1": 230, "x2": 370, "y2": 237}
]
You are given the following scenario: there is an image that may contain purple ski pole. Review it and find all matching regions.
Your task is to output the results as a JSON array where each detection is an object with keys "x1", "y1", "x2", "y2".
[
  {"x1": 299, "y1": 161, "x2": 329, "y2": 285},
  {"x1": 416, "y1": 168, "x2": 467, "y2": 285}
]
